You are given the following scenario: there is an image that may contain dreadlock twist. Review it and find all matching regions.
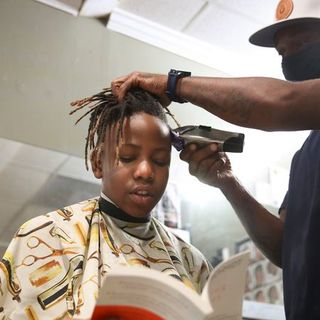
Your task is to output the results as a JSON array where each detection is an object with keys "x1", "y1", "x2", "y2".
[{"x1": 70, "y1": 88, "x2": 179, "y2": 169}]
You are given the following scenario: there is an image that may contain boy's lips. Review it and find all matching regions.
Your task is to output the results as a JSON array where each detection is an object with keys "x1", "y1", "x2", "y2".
[{"x1": 129, "y1": 186, "x2": 155, "y2": 206}]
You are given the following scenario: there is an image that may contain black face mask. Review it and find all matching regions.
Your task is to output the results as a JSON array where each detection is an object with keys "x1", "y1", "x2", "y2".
[{"x1": 281, "y1": 41, "x2": 320, "y2": 81}]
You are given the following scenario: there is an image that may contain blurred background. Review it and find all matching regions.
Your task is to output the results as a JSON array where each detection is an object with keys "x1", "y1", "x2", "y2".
[{"x1": 0, "y1": 0, "x2": 309, "y2": 313}]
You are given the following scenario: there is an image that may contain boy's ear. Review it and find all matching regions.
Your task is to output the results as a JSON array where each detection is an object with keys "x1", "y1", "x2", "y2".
[{"x1": 90, "y1": 147, "x2": 103, "y2": 179}]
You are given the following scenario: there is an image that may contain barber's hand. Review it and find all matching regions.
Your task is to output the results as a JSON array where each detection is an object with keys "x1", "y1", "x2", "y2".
[
  {"x1": 180, "y1": 143, "x2": 233, "y2": 188},
  {"x1": 111, "y1": 72, "x2": 170, "y2": 106}
]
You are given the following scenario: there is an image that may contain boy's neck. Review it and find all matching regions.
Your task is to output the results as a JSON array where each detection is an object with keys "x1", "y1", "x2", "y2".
[
  {"x1": 99, "y1": 192, "x2": 151, "y2": 223},
  {"x1": 100, "y1": 192, "x2": 118, "y2": 206}
]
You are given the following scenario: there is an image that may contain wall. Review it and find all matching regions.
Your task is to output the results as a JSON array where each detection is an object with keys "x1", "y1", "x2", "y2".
[{"x1": 0, "y1": 0, "x2": 226, "y2": 157}]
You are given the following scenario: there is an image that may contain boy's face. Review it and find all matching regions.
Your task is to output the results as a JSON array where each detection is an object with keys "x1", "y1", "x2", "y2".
[{"x1": 92, "y1": 112, "x2": 171, "y2": 218}]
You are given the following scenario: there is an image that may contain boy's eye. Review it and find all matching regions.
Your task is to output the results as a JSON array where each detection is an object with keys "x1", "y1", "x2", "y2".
[
  {"x1": 119, "y1": 156, "x2": 135, "y2": 163},
  {"x1": 153, "y1": 159, "x2": 169, "y2": 167}
]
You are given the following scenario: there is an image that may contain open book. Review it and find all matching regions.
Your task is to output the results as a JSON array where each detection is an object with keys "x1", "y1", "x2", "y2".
[{"x1": 91, "y1": 251, "x2": 250, "y2": 320}]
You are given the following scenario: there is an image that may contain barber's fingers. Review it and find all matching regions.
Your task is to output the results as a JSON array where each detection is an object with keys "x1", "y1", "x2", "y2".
[
  {"x1": 197, "y1": 154, "x2": 225, "y2": 176},
  {"x1": 195, "y1": 156, "x2": 230, "y2": 187},
  {"x1": 111, "y1": 72, "x2": 140, "y2": 101},
  {"x1": 189, "y1": 151, "x2": 228, "y2": 177},
  {"x1": 180, "y1": 144, "x2": 231, "y2": 186},
  {"x1": 111, "y1": 72, "x2": 170, "y2": 106},
  {"x1": 180, "y1": 143, "x2": 219, "y2": 163}
]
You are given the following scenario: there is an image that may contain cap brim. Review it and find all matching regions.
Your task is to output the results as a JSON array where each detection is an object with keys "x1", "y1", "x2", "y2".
[{"x1": 249, "y1": 17, "x2": 320, "y2": 47}]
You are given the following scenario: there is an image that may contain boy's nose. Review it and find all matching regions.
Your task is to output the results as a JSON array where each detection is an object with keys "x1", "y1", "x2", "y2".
[{"x1": 133, "y1": 160, "x2": 154, "y2": 181}]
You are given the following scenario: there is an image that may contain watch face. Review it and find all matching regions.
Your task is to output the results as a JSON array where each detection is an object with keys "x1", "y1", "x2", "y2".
[{"x1": 169, "y1": 69, "x2": 191, "y2": 78}]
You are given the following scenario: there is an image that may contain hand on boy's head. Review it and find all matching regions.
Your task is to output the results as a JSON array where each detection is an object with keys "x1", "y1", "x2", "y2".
[
  {"x1": 180, "y1": 143, "x2": 232, "y2": 187},
  {"x1": 111, "y1": 72, "x2": 171, "y2": 106}
]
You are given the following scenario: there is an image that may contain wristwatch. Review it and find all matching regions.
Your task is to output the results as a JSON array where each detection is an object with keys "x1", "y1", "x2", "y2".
[{"x1": 166, "y1": 69, "x2": 191, "y2": 103}]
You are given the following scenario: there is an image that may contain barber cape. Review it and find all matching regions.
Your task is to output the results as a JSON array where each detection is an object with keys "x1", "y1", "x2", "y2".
[{"x1": 0, "y1": 198, "x2": 212, "y2": 319}]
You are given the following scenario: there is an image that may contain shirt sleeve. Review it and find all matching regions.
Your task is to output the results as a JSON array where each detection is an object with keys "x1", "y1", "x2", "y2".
[{"x1": 278, "y1": 191, "x2": 288, "y2": 215}]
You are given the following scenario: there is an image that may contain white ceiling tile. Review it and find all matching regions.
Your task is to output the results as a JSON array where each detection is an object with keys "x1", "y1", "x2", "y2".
[
  {"x1": 0, "y1": 203, "x2": 53, "y2": 244},
  {"x1": 0, "y1": 163, "x2": 50, "y2": 205},
  {"x1": 0, "y1": 138, "x2": 68, "y2": 173},
  {"x1": 0, "y1": 138, "x2": 22, "y2": 167},
  {"x1": 184, "y1": 2, "x2": 265, "y2": 53},
  {"x1": 0, "y1": 201, "x2": 22, "y2": 228},
  {"x1": 57, "y1": 156, "x2": 99, "y2": 184},
  {"x1": 0, "y1": 201, "x2": 25, "y2": 240},
  {"x1": 208, "y1": 0, "x2": 278, "y2": 25},
  {"x1": 108, "y1": 4, "x2": 283, "y2": 77},
  {"x1": 181, "y1": 1, "x2": 283, "y2": 77},
  {"x1": 108, "y1": 8, "x2": 239, "y2": 74},
  {"x1": 118, "y1": 0, "x2": 207, "y2": 31},
  {"x1": 11, "y1": 144, "x2": 68, "y2": 173}
]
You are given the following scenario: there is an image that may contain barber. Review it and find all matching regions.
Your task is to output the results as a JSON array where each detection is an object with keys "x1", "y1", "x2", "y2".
[{"x1": 112, "y1": 1, "x2": 320, "y2": 319}]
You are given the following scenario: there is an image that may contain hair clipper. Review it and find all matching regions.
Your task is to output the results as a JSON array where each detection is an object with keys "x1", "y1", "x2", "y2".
[{"x1": 171, "y1": 125, "x2": 245, "y2": 152}]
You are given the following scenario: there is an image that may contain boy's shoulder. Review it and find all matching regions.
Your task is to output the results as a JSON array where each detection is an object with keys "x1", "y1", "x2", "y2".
[
  {"x1": 18, "y1": 197, "x2": 100, "y2": 233},
  {"x1": 46, "y1": 197, "x2": 99, "y2": 220},
  {"x1": 151, "y1": 217, "x2": 213, "y2": 275},
  {"x1": 151, "y1": 217, "x2": 188, "y2": 244}
]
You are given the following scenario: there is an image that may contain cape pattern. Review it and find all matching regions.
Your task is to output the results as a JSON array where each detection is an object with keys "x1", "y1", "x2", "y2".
[{"x1": 0, "y1": 198, "x2": 212, "y2": 319}]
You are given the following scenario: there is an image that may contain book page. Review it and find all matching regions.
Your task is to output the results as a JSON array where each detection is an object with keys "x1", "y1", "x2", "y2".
[
  {"x1": 202, "y1": 251, "x2": 250, "y2": 320},
  {"x1": 94, "y1": 267, "x2": 212, "y2": 320},
  {"x1": 242, "y1": 300, "x2": 285, "y2": 320}
]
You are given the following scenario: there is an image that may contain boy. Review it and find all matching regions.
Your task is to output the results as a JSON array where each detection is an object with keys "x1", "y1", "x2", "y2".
[{"x1": 0, "y1": 88, "x2": 212, "y2": 319}]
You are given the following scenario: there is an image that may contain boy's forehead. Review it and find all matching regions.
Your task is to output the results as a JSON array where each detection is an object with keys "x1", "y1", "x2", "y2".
[{"x1": 105, "y1": 113, "x2": 170, "y2": 143}]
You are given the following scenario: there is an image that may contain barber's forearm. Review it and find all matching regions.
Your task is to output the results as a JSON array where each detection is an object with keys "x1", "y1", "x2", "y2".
[
  {"x1": 220, "y1": 176, "x2": 283, "y2": 267},
  {"x1": 177, "y1": 76, "x2": 320, "y2": 131}
]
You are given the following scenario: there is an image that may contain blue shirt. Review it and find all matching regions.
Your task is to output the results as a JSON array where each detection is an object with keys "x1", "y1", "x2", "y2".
[{"x1": 281, "y1": 130, "x2": 320, "y2": 319}]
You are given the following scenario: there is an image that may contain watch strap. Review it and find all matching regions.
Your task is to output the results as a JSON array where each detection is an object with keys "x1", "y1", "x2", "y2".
[{"x1": 166, "y1": 69, "x2": 191, "y2": 103}]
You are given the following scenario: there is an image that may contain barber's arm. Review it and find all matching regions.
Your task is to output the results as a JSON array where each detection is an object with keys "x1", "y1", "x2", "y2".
[
  {"x1": 180, "y1": 143, "x2": 284, "y2": 267},
  {"x1": 112, "y1": 71, "x2": 320, "y2": 131}
]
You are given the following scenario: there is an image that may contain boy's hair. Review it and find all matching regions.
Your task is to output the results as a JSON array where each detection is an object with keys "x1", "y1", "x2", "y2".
[{"x1": 70, "y1": 88, "x2": 179, "y2": 169}]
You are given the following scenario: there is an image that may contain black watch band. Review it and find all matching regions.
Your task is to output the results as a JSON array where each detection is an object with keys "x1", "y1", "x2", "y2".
[{"x1": 166, "y1": 69, "x2": 191, "y2": 103}]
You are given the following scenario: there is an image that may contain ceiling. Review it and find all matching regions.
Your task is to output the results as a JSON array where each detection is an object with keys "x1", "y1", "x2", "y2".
[{"x1": 34, "y1": 0, "x2": 282, "y2": 77}]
